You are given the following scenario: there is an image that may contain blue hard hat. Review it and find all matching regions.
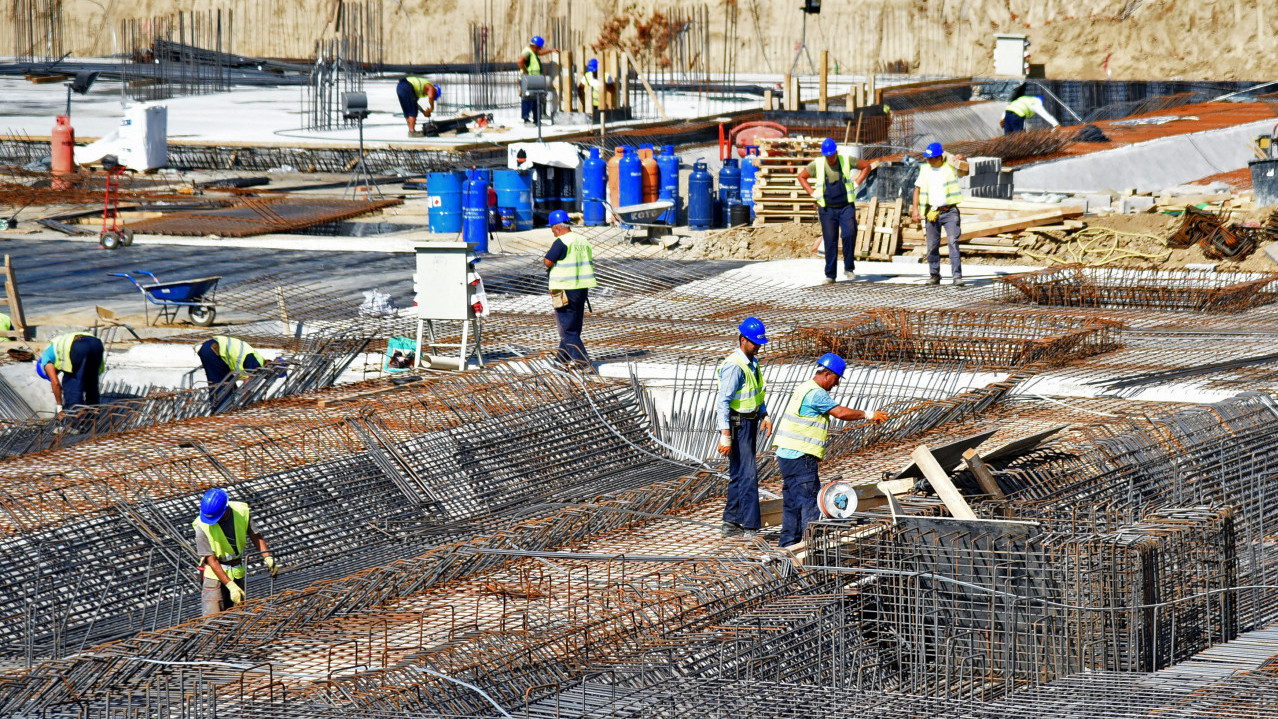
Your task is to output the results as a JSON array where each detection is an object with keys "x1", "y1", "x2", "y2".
[
  {"x1": 586, "y1": 58, "x2": 598, "y2": 73},
  {"x1": 923, "y1": 142, "x2": 944, "y2": 159},
  {"x1": 817, "y1": 352, "x2": 846, "y2": 377},
  {"x1": 738, "y1": 317, "x2": 769, "y2": 345},
  {"x1": 548, "y1": 209, "x2": 570, "y2": 226},
  {"x1": 821, "y1": 138, "x2": 838, "y2": 156},
  {"x1": 199, "y1": 488, "x2": 229, "y2": 524},
  {"x1": 531, "y1": 35, "x2": 545, "y2": 48}
]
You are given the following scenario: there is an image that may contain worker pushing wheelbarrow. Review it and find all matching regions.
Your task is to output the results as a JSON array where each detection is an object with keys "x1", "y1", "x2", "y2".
[{"x1": 110, "y1": 270, "x2": 221, "y2": 326}]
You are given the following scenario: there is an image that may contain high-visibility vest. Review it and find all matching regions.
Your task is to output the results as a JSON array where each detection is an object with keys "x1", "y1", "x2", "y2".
[
  {"x1": 0, "y1": 312, "x2": 11, "y2": 331},
  {"x1": 547, "y1": 233, "x2": 597, "y2": 290},
  {"x1": 579, "y1": 71, "x2": 601, "y2": 106},
  {"x1": 213, "y1": 335, "x2": 266, "y2": 378},
  {"x1": 719, "y1": 351, "x2": 765, "y2": 415},
  {"x1": 917, "y1": 162, "x2": 963, "y2": 208},
  {"x1": 192, "y1": 501, "x2": 250, "y2": 581},
  {"x1": 49, "y1": 332, "x2": 104, "y2": 374},
  {"x1": 1005, "y1": 95, "x2": 1038, "y2": 118},
  {"x1": 523, "y1": 48, "x2": 542, "y2": 75},
  {"x1": 812, "y1": 155, "x2": 857, "y2": 208},
  {"x1": 405, "y1": 77, "x2": 435, "y2": 100},
  {"x1": 772, "y1": 379, "x2": 830, "y2": 460}
]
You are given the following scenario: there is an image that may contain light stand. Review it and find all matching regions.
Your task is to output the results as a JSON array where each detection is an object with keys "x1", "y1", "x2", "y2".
[
  {"x1": 521, "y1": 75, "x2": 555, "y2": 142},
  {"x1": 341, "y1": 92, "x2": 382, "y2": 200},
  {"x1": 789, "y1": 0, "x2": 820, "y2": 75},
  {"x1": 65, "y1": 70, "x2": 99, "y2": 117}
]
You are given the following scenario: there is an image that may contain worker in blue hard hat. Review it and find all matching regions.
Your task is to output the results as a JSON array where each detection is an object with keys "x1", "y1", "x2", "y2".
[
  {"x1": 1001, "y1": 84, "x2": 1060, "y2": 134},
  {"x1": 396, "y1": 76, "x2": 441, "y2": 137},
  {"x1": 773, "y1": 353, "x2": 888, "y2": 548},
  {"x1": 576, "y1": 58, "x2": 615, "y2": 115},
  {"x1": 193, "y1": 488, "x2": 278, "y2": 615},
  {"x1": 518, "y1": 35, "x2": 558, "y2": 124},
  {"x1": 797, "y1": 138, "x2": 873, "y2": 284},
  {"x1": 911, "y1": 141, "x2": 968, "y2": 286},
  {"x1": 543, "y1": 209, "x2": 595, "y2": 367},
  {"x1": 716, "y1": 317, "x2": 773, "y2": 538},
  {"x1": 37, "y1": 331, "x2": 105, "y2": 416}
]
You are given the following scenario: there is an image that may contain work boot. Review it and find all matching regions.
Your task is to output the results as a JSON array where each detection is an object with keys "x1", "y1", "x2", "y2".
[
  {"x1": 952, "y1": 277, "x2": 966, "y2": 287},
  {"x1": 822, "y1": 277, "x2": 836, "y2": 285},
  {"x1": 720, "y1": 522, "x2": 743, "y2": 538},
  {"x1": 741, "y1": 528, "x2": 760, "y2": 539},
  {"x1": 407, "y1": 130, "x2": 424, "y2": 138},
  {"x1": 927, "y1": 275, "x2": 941, "y2": 285}
]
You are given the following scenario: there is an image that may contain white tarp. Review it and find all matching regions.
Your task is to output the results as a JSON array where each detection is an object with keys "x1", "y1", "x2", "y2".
[
  {"x1": 507, "y1": 141, "x2": 580, "y2": 170},
  {"x1": 75, "y1": 104, "x2": 168, "y2": 170}
]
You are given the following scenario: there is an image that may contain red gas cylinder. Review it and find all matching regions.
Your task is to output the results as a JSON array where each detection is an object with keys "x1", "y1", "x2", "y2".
[
  {"x1": 606, "y1": 146, "x2": 624, "y2": 208},
  {"x1": 51, "y1": 115, "x2": 75, "y2": 188},
  {"x1": 638, "y1": 145, "x2": 659, "y2": 203}
]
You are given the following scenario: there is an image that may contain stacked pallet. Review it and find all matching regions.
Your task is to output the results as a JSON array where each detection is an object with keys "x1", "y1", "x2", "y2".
[{"x1": 751, "y1": 136, "x2": 825, "y2": 224}]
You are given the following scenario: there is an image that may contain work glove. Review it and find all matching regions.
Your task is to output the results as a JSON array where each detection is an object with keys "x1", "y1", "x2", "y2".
[
  {"x1": 926, "y1": 208, "x2": 941, "y2": 223},
  {"x1": 226, "y1": 580, "x2": 245, "y2": 605},
  {"x1": 761, "y1": 417, "x2": 773, "y2": 437},
  {"x1": 717, "y1": 433, "x2": 732, "y2": 456},
  {"x1": 869, "y1": 411, "x2": 889, "y2": 424},
  {"x1": 264, "y1": 556, "x2": 279, "y2": 578}
]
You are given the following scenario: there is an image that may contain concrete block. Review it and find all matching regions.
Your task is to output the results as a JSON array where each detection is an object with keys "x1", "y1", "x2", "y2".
[
  {"x1": 967, "y1": 156, "x2": 1002, "y2": 175},
  {"x1": 1264, "y1": 243, "x2": 1278, "y2": 266},
  {"x1": 1084, "y1": 194, "x2": 1113, "y2": 214},
  {"x1": 1120, "y1": 195, "x2": 1155, "y2": 213}
]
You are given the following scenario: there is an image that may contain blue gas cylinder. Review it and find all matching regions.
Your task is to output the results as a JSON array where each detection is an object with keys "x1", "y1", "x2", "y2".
[
  {"x1": 740, "y1": 146, "x2": 759, "y2": 210},
  {"x1": 656, "y1": 144, "x2": 681, "y2": 225},
  {"x1": 462, "y1": 169, "x2": 489, "y2": 252},
  {"x1": 618, "y1": 146, "x2": 643, "y2": 207},
  {"x1": 718, "y1": 158, "x2": 741, "y2": 228},
  {"x1": 688, "y1": 159, "x2": 715, "y2": 230},
  {"x1": 582, "y1": 147, "x2": 606, "y2": 226}
]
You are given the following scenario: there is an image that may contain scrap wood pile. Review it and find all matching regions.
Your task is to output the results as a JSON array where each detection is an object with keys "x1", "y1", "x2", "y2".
[{"x1": 901, "y1": 197, "x2": 1087, "y2": 259}]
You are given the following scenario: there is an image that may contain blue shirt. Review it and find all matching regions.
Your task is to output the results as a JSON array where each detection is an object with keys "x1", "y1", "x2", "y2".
[
  {"x1": 715, "y1": 349, "x2": 768, "y2": 431},
  {"x1": 775, "y1": 385, "x2": 838, "y2": 459},
  {"x1": 38, "y1": 344, "x2": 56, "y2": 376}
]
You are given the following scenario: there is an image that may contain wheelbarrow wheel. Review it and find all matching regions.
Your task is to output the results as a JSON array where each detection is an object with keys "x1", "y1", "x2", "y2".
[
  {"x1": 100, "y1": 231, "x2": 121, "y2": 250},
  {"x1": 188, "y1": 305, "x2": 216, "y2": 327},
  {"x1": 119, "y1": 228, "x2": 134, "y2": 246}
]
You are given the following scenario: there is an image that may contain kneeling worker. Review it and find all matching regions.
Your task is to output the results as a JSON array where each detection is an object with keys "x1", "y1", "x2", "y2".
[
  {"x1": 197, "y1": 335, "x2": 266, "y2": 413},
  {"x1": 193, "y1": 488, "x2": 278, "y2": 615},
  {"x1": 37, "y1": 331, "x2": 105, "y2": 414},
  {"x1": 397, "y1": 76, "x2": 441, "y2": 137},
  {"x1": 772, "y1": 353, "x2": 888, "y2": 548}
]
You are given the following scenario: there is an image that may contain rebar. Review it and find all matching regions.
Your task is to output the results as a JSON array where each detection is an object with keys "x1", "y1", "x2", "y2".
[{"x1": 996, "y1": 265, "x2": 1278, "y2": 312}]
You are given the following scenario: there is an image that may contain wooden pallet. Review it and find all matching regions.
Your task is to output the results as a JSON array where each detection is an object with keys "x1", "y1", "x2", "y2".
[{"x1": 853, "y1": 198, "x2": 902, "y2": 261}]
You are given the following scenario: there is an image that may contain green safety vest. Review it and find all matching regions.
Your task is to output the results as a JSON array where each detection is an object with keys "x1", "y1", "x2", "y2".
[
  {"x1": 50, "y1": 332, "x2": 104, "y2": 374},
  {"x1": 213, "y1": 335, "x2": 266, "y2": 378},
  {"x1": 405, "y1": 77, "x2": 435, "y2": 100},
  {"x1": 917, "y1": 162, "x2": 963, "y2": 208},
  {"x1": 813, "y1": 155, "x2": 857, "y2": 208},
  {"x1": 1005, "y1": 96, "x2": 1038, "y2": 118},
  {"x1": 772, "y1": 379, "x2": 830, "y2": 460},
  {"x1": 579, "y1": 71, "x2": 601, "y2": 106},
  {"x1": 192, "y1": 501, "x2": 250, "y2": 581},
  {"x1": 523, "y1": 48, "x2": 542, "y2": 75},
  {"x1": 719, "y1": 351, "x2": 765, "y2": 415},
  {"x1": 0, "y1": 312, "x2": 11, "y2": 332},
  {"x1": 548, "y1": 232, "x2": 597, "y2": 290}
]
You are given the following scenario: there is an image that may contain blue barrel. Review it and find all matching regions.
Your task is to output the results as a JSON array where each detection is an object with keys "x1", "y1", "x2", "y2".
[
  {"x1": 462, "y1": 170, "x2": 489, "y2": 252},
  {"x1": 718, "y1": 158, "x2": 741, "y2": 228},
  {"x1": 657, "y1": 144, "x2": 681, "y2": 225},
  {"x1": 582, "y1": 147, "x2": 606, "y2": 226},
  {"x1": 619, "y1": 146, "x2": 643, "y2": 207},
  {"x1": 740, "y1": 147, "x2": 759, "y2": 210},
  {"x1": 427, "y1": 171, "x2": 465, "y2": 233},
  {"x1": 688, "y1": 159, "x2": 715, "y2": 230},
  {"x1": 493, "y1": 169, "x2": 533, "y2": 231}
]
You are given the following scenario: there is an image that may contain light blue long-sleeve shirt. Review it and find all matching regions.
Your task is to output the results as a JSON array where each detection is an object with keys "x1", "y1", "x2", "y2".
[{"x1": 716, "y1": 349, "x2": 767, "y2": 431}]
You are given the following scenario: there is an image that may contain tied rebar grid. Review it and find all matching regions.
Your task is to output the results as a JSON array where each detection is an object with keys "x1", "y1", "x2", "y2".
[{"x1": 996, "y1": 265, "x2": 1278, "y2": 312}]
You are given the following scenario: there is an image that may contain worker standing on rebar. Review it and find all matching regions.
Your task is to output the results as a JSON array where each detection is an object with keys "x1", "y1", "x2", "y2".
[
  {"x1": 543, "y1": 209, "x2": 595, "y2": 367},
  {"x1": 196, "y1": 335, "x2": 267, "y2": 414},
  {"x1": 910, "y1": 142, "x2": 966, "y2": 287},
  {"x1": 37, "y1": 331, "x2": 105, "y2": 416},
  {"x1": 797, "y1": 138, "x2": 871, "y2": 284},
  {"x1": 773, "y1": 353, "x2": 887, "y2": 549},
  {"x1": 716, "y1": 317, "x2": 772, "y2": 538},
  {"x1": 396, "y1": 76, "x2": 441, "y2": 138},
  {"x1": 193, "y1": 488, "x2": 278, "y2": 615},
  {"x1": 518, "y1": 35, "x2": 558, "y2": 124},
  {"x1": 1001, "y1": 86, "x2": 1060, "y2": 134}
]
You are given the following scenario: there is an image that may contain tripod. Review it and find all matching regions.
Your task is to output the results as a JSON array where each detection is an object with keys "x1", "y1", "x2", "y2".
[
  {"x1": 789, "y1": 10, "x2": 817, "y2": 75},
  {"x1": 344, "y1": 114, "x2": 382, "y2": 200}
]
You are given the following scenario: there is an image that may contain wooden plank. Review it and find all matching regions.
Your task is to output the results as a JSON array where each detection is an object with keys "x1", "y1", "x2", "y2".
[
  {"x1": 819, "y1": 50, "x2": 829, "y2": 112},
  {"x1": 622, "y1": 49, "x2": 668, "y2": 121},
  {"x1": 962, "y1": 448, "x2": 1004, "y2": 498},
  {"x1": 854, "y1": 197, "x2": 877, "y2": 259},
  {"x1": 1, "y1": 255, "x2": 27, "y2": 341},
  {"x1": 910, "y1": 445, "x2": 977, "y2": 520}
]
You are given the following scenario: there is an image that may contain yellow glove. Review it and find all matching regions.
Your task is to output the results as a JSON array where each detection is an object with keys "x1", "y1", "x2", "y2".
[
  {"x1": 869, "y1": 411, "x2": 889, "y2": 423},
  {"x1": 926, "y1": 208, "x2": 940, "y2": 222},
  {"x1": 226, "y1": 580, "x2": 245, "y2": 605},
  {"x1": 264, "y1": 556, "x2": 279, "y2": 578}
]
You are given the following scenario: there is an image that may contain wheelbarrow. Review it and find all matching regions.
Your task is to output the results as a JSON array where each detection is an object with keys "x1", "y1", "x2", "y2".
[
  {"x1": 603, "y1": 199, "x2": 674, "y2": 243},
  {"x1": 110, "y1": 270, "x2": 221, "y2": 326}
]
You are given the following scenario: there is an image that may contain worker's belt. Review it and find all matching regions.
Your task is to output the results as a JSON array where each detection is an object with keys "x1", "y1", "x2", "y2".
[
  {"x1": 217, "y1": 556, "x2": 244, "y2": 567},
  {"x1": 933, "y1": 205, "x2": 956, "y2": 213},
  {"x1": 729, "y1": 410, "x2": 760, "y2": 423}
]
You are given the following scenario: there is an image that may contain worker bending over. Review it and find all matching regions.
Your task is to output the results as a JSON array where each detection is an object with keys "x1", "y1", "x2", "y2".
[
  {"x1": 716, "y1": 317, "x2": 772, "y2": 538},
  {"x1": 543, "y1": 209, "x2": 595, "y2": 367},
  {"x1": 797, "y1": 138, "x2": 871, "y2": 284},
  {"x1": 518, "y1": 35, "x2": 558, "y2": 124},
  {"x1": 910, "y1": 142, "x2": 966, "y2": 287},
  {"x1": 37, "y1": 331, "x2": 105, "y2": 414},
  {"x1": 773, "y1": 353, "x2": 887, "y2": 548},
  {"x1": 397, "y1": 76, "x2": 441, "y2": 137},
  {"x1": 193, "y1": 488, "x2": 278, "y2": 615},
  {"x1": 197, "y1": 335, "x2": 267, "y2": 414},
  {"x1": 1002, "y1": 88, "x2": 1060, "y2": 134}
]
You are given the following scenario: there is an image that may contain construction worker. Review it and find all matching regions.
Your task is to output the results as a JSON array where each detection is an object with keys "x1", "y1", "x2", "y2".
[
  {"x1": 716, "y1": 317, "x2": 773, "y2": 538},
  {"x1": 576, "y1": 58, "x2": 613, "y2": 114},
  {"x1": 1001, "y1": 88, "x2": 1060, "y2": 134},
  {"x1": 773, "y1": 353, "x2": 887, "y2": 548},
  {"x1": 396, "y1": 76, "x2": 441, "y2": 137},
  {"x1": 518, "y1": 35, "x2": 558, "y2": 124},
  {"x1": 543, "y1": 209, "x2": 595, "y2": 366},
  {"x1": 196, "y1": 335, "x2": 267, "y2": 413},
  {"x1": 193, "y1": 488, "x2": 278, "y2": 615},
  {"x1": 37, "y1": 332, "x2": 105, "y2": 414},
  {"x1": 797, "y1": 138, "x2": 871, "y2": 284},
  {"x1": 910, "y1": 142, "x2": 966, "y2": 287}
]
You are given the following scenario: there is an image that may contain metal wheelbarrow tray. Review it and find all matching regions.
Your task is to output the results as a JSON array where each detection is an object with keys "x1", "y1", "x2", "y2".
[{"x1": 110, "y1": 270, "x2": 221, "y2": 326}]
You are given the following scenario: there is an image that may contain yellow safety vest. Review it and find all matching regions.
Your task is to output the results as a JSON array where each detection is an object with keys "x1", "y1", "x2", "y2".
[
  {"x1": 405, "y1": 77, "x2": 435, "y2": 100},
  {"x1": 772, "y1": 379, "x2": 830, "y2": 460},
  {"x1": 813, "y1": 155, "x2": 857, "y2": 208},
  {"x1": 213, "y1": 335, "x2": 266, "y2": 378},
  {"x1": 579, "y1": 71, "x2": 601, "y2": 106},
  {"x1": 50, "y1": 332, "x2": 104, "y2": 374},
  {"x1": 192, "y1": 501, "x2": 251, "y2": 581},
  {"x1": 719, "y1": 351, "x2": 765, "y2": 415},
  {"x1": 548, "y1": 232, "x2": 597, "y2": 290},
  {"x1": 1005, "y1": 96, "x2": 1038, "y2": 118},
  {"x1": 523, "y1": 48, "x2": 542, "y2": 75},
  {"x1": 917, "y1": 162, "x2": 963, "y2": 208},
  {"x1": 0, "y1": 312, "x2": 11, "y2": 331}
]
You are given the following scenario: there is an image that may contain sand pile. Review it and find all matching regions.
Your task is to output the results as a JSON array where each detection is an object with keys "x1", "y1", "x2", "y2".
[{"x1": 679, "y1": 223, "x2": 821, "y2": 261}]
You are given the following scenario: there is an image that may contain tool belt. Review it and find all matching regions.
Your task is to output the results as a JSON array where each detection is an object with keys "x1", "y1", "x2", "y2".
[
  {"x1": 729, "y1": 410, "x2": 759, "y2": 427},
  {"x1": 549, "y1": 290, "x2": 569, "y2": 309}
]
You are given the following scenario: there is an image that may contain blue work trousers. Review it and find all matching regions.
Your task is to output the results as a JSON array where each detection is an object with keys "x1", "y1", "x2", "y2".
[
  {"x1": 198, "y1": 339, "x2": 260, "y2": 413},
  {"x1": 818, "y1": 203, "x2": 857, "y2": 280},
  {"x1": 722, "y1": 415, "x2": 761, "y2": 530},
  {"x1": 522, "y1": 95, "x2": 542, "y2": 123},
  {"x1": 61, "y1": 335, "x2": 104, "y2": 409},
  {"x1": 553, "y1": 288, "x2": 590, "y2": 364},
  {"x1": 778, "y1": 454, "x2": 821, "y2": 547},
  {"x1": 1003, "y1": 110, "x2": 1025, "y2": 134}
]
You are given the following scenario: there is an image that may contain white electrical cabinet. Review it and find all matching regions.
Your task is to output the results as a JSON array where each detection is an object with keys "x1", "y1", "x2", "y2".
[
  {"x1": 993, "y1": 34, "x2": 1029, "y2": 78},
  {"x1": 413, "y1": 242, "x2": 483, "y2": 371}
]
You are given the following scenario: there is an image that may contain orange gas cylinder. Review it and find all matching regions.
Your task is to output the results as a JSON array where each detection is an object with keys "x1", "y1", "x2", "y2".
[
  {"x1": 606, "y1": 146, "x2": 624, "y2": 209},
  {"x1": 638, "y1": 145, "x2": 659, "y2": 203},
  {"x1": 51, "y1": 115, "x2": 75, "y2": 185}
]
